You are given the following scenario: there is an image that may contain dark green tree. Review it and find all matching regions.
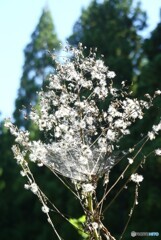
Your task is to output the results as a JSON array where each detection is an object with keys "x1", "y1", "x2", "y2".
[
  {"x1": 131, "y1": 21, "x2": 161, "y2": 238},
  {"x1": 67, "y1": 2, "x2": 161, "y2": 238},
  {"x1": 14, "y1": 7, "x2": 60, "y2": 128},
  {"x1": 68, "y1": 0, "x2": 147, "y2": 83},
  {"x1": 0, "y1": 7, "x2": 80, "y2": 240},
  {"x1": 137, "y1": 22, "x2": 161, "y2": 95}
]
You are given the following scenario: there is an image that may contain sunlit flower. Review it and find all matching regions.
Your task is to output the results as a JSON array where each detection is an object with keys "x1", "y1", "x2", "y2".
[
  {"x1": 155, "y1": 149, "x2": 161, "y2": 156},
  {"x1": 131, "y1": 173, "x2": 143, "y2": 183},
  {"x1": 42, "y1": 205, "x2": 50, "y2": 213},
  {"x1": 82, "y1": 183, "x2": 95, "y2": 193},
  {"x1": 5, "y1": 44, "x2": 161, "y2": 183}
]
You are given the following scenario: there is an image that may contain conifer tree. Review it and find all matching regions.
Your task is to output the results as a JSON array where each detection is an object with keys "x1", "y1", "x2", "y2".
[
  {"x1": 131, "y1": 21, "x2": 161, "y2": 233},
  {"x1": 0, "y1": 7, "x2": 64, "y2": 240},
  {"x1": 14, "y1": 7, "x2": 60, "y2": 128},
  {"x1": 67, "y1": 1, "x2": 161, "y2": 236},
  {"x1": 68, "y1": 0, "x2": 147, "y2": 83},
  {"x1": 138, "y1": 22, "x2": 161, "y2": 94}
]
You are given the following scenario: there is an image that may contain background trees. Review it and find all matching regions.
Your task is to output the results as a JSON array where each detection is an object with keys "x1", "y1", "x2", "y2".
[
  {"x1": 13, "y1": 7, "x2": 60, "y2": 129},
  {"x1": 68, "y1": 0, "x2": 147, "y2": 84},
  {"x1": 132, "y1": 21, "x2": 161, "y2": 236},
  {"x1": 0, "y1": 1, "x2": 161, "y2": 239},
  {"x1": 68, "y1": 1, "x2": 161, "y2": 238},
  {"x1": 137, "y1": 22, "x2": 161, "y2": 94},
  {"x1": 0, "y1": 7, "x2": 70, "y2": 240}
]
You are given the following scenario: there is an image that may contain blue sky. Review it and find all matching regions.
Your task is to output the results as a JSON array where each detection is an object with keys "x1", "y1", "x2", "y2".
[{"x1": 0, "y1": 0, "x2": 161, "y2": 119}]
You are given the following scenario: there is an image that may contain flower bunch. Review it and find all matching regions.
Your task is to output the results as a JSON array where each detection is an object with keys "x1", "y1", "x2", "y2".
[
  {"x1": 5, "y1": 44, "x2": 161, "y2": 240},
  {"x1": 5, "y1": 44, "x2": 161, "y2": 183}
]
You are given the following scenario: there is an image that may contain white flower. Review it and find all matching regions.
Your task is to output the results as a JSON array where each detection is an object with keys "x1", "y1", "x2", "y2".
[
  {"x1": 79, "y1": 156, "x2": 88, "y2": 164},
  {"x1": 108, "y1": 105, "x2": 121, "y2": 117},
  {"x1": 148, "y1": 131, "x2": 155, "y2": 140},
  {"x1": 80, "y1": 120, "x2": 86, "y2": 129},
  {"x1": 128, "y1": 158, "x2": 133, "y2": 164},
  {"x1": 155, "y1": 90, "x2": 161, "y2": 95},
  {"x1": 110, "y1": 87, "x2": 118, "y2": 96},
  {"x1": 95, "y1": 59, "x2": 106, "y2": 71},
  {"x1": 121, "y1": 129, "x2": 130, "y2": 135},
  {"x1": 98, "y1": 137, "x2": 106, "y2": 146},
  {"x1": 107, "y1": 71, "x2": 116, "y2": 78},
  {"x1": 114, "y1": 119, "x2": 125, "y2": 128},
  {"x1": 86, "y1": 116, "x2": 93, "y2": 125},
  {"x1": 107, "y1": 129, "x2": 116, "y2": 141},
  {"x1": 29, "y1": 141, "x2": 47, "y2": 162},
  {"x1": 83, "y1": 148, "x2": 92, "y2": 159},
  {"x1": 131, "y1": 173, "x2": 143, "y2": 183},
  {"x1": 91, "y1": 222, "x2": 98, "y2": 229},
  {"x1": 55, "y1": 126, "x2": 61, "y2": 138},
  {"x1": 30, "y1": 183, "x2": 38, "y2": 194},
  {"x1": 24, "y1": 182, "x2": 38, "y2": 194},
  {"x1": 129, "y1": 148, "x2": 134, "y2": 153},
  {"x1": 24, "y1": 184, "x2": 30, "y2": 190},
  {"x1": 155, "y1": 149, "x2": 161, "y2": 156},
  {"x1": 82, "y1": 183, "x2": 95, "y2": 193},
  {"x1": 94, "y1": 86, "x2": 101, "y2": 95},
  {"x1": 42, "y1": 205, "x2": 49, "y2": 213},
  {"x1": 4, "y1": 120, "x2": 12, "y2": 128},
  {"x1": 152, "y1": 123, "x2": 161, "y2": 133},
  {"x1": 30, "y1": 111, "x2": 39, "y2": 121},
  {"x1": 20, "y1": 170, "x2": 26, "y2": 177}
]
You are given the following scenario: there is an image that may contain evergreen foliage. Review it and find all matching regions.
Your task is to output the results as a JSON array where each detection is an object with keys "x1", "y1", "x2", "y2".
[
  {"x1": 0, "y1": 1, "x2": 161, "y2": 239},
  {"x1": 67, "y1": 1, "x2": 161, "y2": 238},
  {"x1": 0, "y1": 7, "x2": 73, "y2": 240},
  {"x1": 138, "y1": 22, "x2": 161, "y2": 94},
  {"x1": 14, "y1": 8, "x2": 60, "y2": 128},
  {"x1": 68, "y1": 0, "x2": 147, "y2": 83},
  {"x1": 132, "y1": 22, "x2": 161, "y2": 236}
]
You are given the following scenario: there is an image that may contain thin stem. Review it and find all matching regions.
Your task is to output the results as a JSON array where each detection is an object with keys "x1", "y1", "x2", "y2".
[
  {"x1": 46, "y1": 212, "x2": 63, "y2": 240},
  {"x1": 119, "y1": 185, "x2": 138, "y2": 240},
  {"x1": 103, "y1": 150, "x2": 151, "y2": 214},
  {"x1": 98, "y1": 137, "x2": 148, "y2": 207},
  {"x1": 87, "y1": 193, "x2": 100, "y2": 240},
  {"x1": 49, "y1": 166, "x2": 80, "y2": 199},
  {"x1": 98, "y1": 163, "x2": 130, "y2": 207}
]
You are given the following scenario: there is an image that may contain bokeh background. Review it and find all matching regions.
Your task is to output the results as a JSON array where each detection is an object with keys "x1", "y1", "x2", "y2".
[{"x1": 0, "y1": 0, "x2": 161, "y2": 239}]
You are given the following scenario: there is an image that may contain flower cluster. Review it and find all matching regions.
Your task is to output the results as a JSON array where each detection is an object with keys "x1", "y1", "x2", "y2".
[
  {"x1": 5, "y1": 44, "x2": 161, "y2": 182},
  {"x1": 131, "y1": 173, "x2": 144, "y2": 184}
]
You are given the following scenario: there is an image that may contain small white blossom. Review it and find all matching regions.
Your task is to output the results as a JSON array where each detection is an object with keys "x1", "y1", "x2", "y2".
[
  {"x1": 152, "y1": 123, "x2": 161, "y2": 133},
  {"x1": 107, "y1": 71, "x2": 116, "y2": 78},
  {"x1": 20, "y1": 170, "x2": 26, "y2": 177},
  {"x1": 4, "y1": 120, "x2": 12, "y2": 128},
  {"x1": 82, "y1": 183, "x2": 95, "y2": 193},
  {"x1": 155, "y1": 149, "x2": 161, "y2": 156},
  {"x1": 79, "y1": 156, "x2": 88, "y2": 164},
  {"x1": 148, "y1": 131, "x2": 155, "y2": 140},
  {"x1": 98, "y1": 137, "x2": 106, "y2": 146},
  {"x1": 84, "y1": 149, "x2": 93, "y2": 159},
  {"x1": 91, "y1": 222, "x2": 99, "y2": 229},
  {"x1": 42, "y1": 205, "x2": 50, "y2": 213},
  {"x1": 155, "y1": 90, "x2": 161, "y2": 95},
  {"x1": 30, "y1": 183, "x2": 38, "y2": 194},
  {"x1": 24, "y1": 184, "x2": 30, "y2": 190},
  {"x1": 128, "y1": 158, "x2": 133, "y2": 164},
  {"x1": 80, "y1": 120, "x2": 86, "y2": 129},
  {"x1": 129, "y1": 148, "x2": 134, "y2": 153},
  {"x1": 37, "y1": 162, "x2": 44, "y2": 167},
  {"x1": 107, "y1": 129, "x2": 116, "y2": 141},
  {"x1": 131, "y1": 173, "x2": 143, "y2": 183}
]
